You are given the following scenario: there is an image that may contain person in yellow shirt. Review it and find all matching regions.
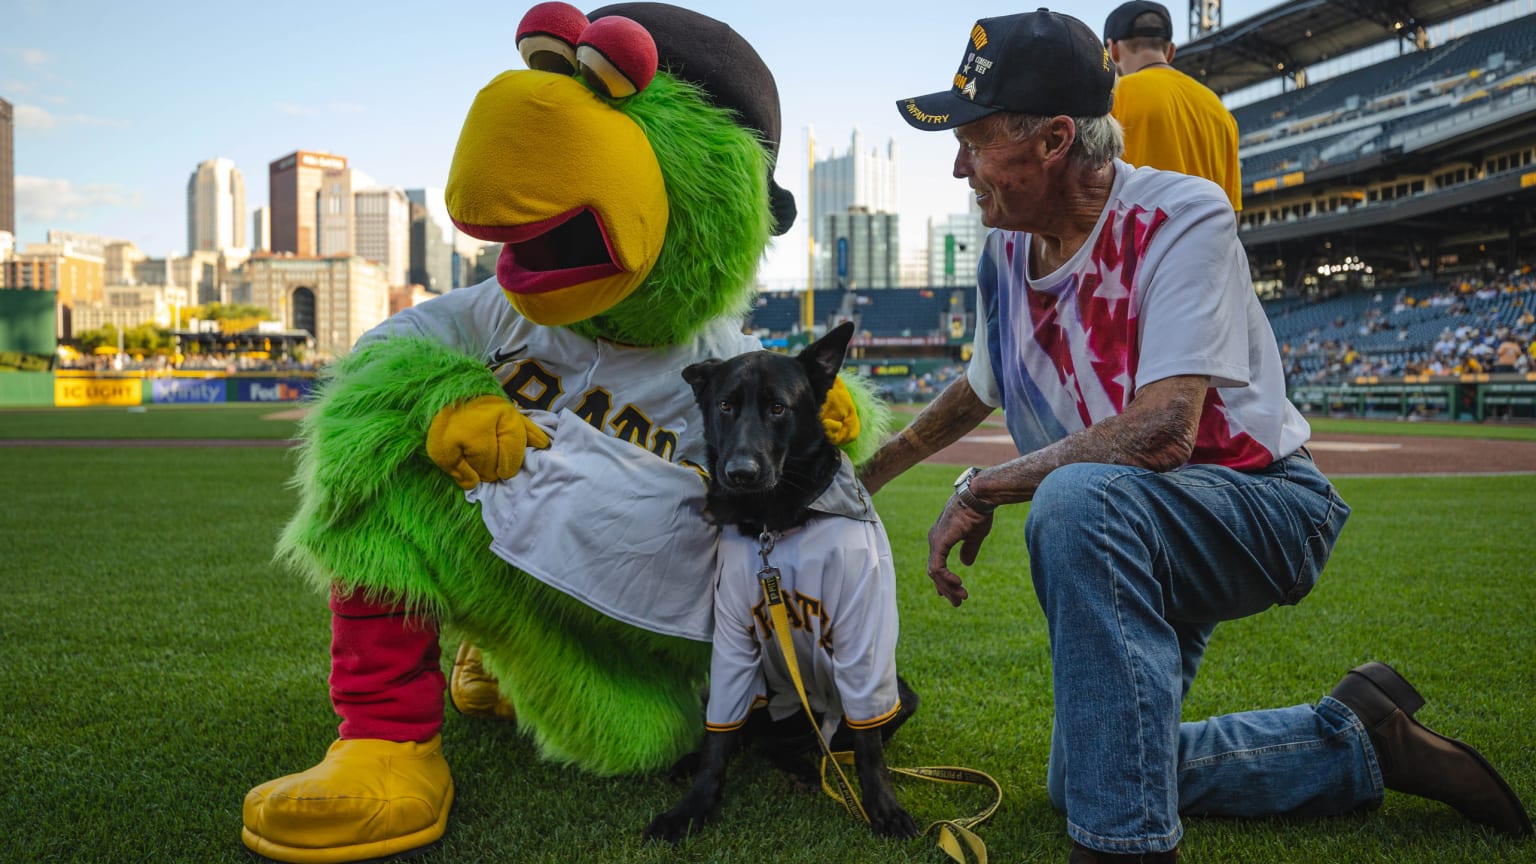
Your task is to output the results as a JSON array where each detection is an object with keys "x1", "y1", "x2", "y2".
[{"x1": 1104, "y1": 1, "x2": 1243, "y2": 210}]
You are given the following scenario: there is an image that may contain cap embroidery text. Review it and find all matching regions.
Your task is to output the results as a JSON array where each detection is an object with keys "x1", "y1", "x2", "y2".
[{"x1": 903, "y1": 100, "x2": 951, "y2": 125}]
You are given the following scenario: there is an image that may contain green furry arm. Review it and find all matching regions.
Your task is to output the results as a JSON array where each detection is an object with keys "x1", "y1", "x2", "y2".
[
  {"x1": 275, "y1": 337, "x2": 504, "y2": 610},
  {"x1": 290, "y1": 337, "x2": 502, "y2": 523},
  {"x1": 836, "y1": 371, "x2": 894, "y2": 467}
]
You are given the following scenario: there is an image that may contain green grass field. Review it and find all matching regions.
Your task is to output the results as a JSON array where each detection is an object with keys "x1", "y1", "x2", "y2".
[{"x1": 2, "y1": 405, "x2": 1533, "y2": 863}]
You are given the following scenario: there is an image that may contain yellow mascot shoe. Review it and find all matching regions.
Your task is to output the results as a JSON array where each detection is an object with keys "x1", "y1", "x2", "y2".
[
  {"x1": 449, "y1": 642, "x2": 517, "y2": 722},
  {"x1": 242, "y1": 736, "x2": 453, "y2": 864}
]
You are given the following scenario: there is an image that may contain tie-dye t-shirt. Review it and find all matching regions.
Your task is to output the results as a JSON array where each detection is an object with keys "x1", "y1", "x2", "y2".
[{"x1": 967, "y1": 160, "x2": 1308, "y2": 470}]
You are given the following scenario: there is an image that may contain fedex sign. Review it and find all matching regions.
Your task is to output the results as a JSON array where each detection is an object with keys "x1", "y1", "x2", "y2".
[{"x1": 237, "y1": 379, "x2": 314, "y2": 402}]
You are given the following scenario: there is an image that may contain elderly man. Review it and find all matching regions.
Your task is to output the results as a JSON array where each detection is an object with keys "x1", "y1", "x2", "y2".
[{"x1": 876, "y1": 9, "x2": 1531, "y2": 863}]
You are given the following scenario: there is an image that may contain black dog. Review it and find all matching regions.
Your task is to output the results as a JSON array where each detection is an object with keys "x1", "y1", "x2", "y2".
[{"x1": 644, "y1": 321, "x2": 919, "y2": 843}]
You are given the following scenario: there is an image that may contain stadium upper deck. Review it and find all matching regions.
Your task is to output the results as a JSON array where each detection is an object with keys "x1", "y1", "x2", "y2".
[{"x1": 1172, "y1": 0, "x2": 1536, "y2": 294}]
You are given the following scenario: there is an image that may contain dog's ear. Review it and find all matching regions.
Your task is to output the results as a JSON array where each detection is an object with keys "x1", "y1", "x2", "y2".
[
  {"x1": 682, "y1": 359, "x2": 723, "y2": 402},
  {"x1": 799, "y1": 321, "x2": 855, "y2": 396}
]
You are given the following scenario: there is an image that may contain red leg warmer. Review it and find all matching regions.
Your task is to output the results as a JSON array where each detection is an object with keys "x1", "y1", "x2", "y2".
[{"x1": 329, "y1": 586, "x2": 445, "y2": 742}]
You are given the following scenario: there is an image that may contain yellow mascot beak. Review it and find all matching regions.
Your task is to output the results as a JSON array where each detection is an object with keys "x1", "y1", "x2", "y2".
[{"x1": 445, "y1": 70, "x2": 669, "y2": 325}]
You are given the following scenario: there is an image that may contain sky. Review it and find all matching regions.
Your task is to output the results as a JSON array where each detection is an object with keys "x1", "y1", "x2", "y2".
[{"x1": 4, "y1": 0, "x2": 1270, "y2": 289}]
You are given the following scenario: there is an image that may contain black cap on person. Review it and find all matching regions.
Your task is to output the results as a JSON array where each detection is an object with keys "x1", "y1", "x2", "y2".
[
  {"x1": 1103, "y1": 1, "x2": 1174, "y2": 43},
  {"x1": 896, "y1": 8, "x2": 1117, "y2": 131}
]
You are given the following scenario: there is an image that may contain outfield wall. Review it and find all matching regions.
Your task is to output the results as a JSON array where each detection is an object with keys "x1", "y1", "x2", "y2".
[
  {"x1": 1290, "y1": 376, "x2": 1536, "y2": 422},
  {"x1": 0, "y1": 371, "x2": 317, "y2": 408},
  {"x1": 6, "y1": 369, "x2": 1535, "y2": 422}
]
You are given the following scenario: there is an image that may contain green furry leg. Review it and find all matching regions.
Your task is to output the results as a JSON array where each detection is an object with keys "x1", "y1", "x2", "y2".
[{"x1": 277, "y1": 336, "x2": 707, "y2": 774}]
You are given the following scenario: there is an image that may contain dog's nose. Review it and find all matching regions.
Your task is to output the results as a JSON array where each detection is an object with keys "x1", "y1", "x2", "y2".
[{"x1": 723, "y1": 456, "x2": 764, "y2": 489}]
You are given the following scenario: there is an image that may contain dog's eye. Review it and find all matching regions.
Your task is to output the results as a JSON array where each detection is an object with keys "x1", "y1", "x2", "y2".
[
  {"x1": 769, "y1": 402, "x2": 786, "y2": 416},
  {"x1": 718, "y1": 400, "x2": 733, "y2": 414}
]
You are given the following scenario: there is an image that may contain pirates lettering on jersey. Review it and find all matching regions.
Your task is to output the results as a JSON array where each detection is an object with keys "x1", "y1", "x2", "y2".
[
  {"x1": 501, "y1": 359, "x2": 564, "y2": 412},
  {"x1": 749, "y1": 589, "x2": 833, "y2": 653},
  {"x1": 495, "y1": 358, "x2": 686, "y2": 463}
]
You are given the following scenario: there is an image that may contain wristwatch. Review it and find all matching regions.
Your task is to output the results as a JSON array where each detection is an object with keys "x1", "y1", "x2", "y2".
[{"x1": 952, "y1": 466, "x2": 997, "y2": 515}]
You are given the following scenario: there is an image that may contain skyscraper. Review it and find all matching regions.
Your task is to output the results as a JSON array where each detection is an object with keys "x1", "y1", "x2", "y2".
[
  {"x1": 316, "y1": 167, "x2": 355, "y2": 257},
  {"x1": 824, "y1": 210, "x2": 900, "y2": 291},
  {"x1": 809, "y1": 128, "x2": 899, "y2": 290},
  {"x1": 354, "y1": 187, "x2": 410, "y2": 286},
  {"x1": 269, "y1": 150, "x2": 347, "y2": 256},
  {"x1": 252, "y1": 206, "x2": 271, "y2": 253},
  {"x1": 187, "y1": 157, "x2": 247, "y2": 254},
  {"x1": 0, "y1": 96, "x2": 13, "y2": 238},
  {"x1": 405, "y1": 188, "x2": 454, "y2": 293}
]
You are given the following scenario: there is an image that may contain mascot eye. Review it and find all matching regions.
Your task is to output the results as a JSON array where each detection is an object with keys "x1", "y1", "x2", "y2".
[
  {"x1": 517, "y1": 1, "x2": 590, "y2": 75},
  {"x1": 576, "y1": 15, "x2": 658, "y2": 100}
]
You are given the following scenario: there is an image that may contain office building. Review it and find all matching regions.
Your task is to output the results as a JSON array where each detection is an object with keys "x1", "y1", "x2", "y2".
[
  {"x1": 4, "y1": 242, "x2": 105, "y2": 338},
  {"x1": 316, "y1": 168, "x2": 355, "y2": 257},
  {"x1": 246, "y1": 254, "x2": 390, "y2": 356},
  {"x1": 809, "y1": 128, "x2": 899, "y2": 289},
  {"x1": 824, "y1": 210, "x2": 900, "y2": 291},
  {"x1": 187, "y1": 157, "x2": 247, "y2": 253},
  {"x1": 72, "y1": 282, "x2": 192, "y2": 333},
  {"x1": 927, "y1": 200, "x2": 988, "y2": 289},
  {"x1": 354, "y1": 187, "x2": 410, "y2": 286},
  {"x1": 252, "y1": 206, "x2": 271, "y2": 253},
  {"x1": 45, "y1": 230, "x2": 123, "y2": 259},
  {"x1": 0, "y1": 96, "x2": 13, "y2": 237},
  {"x1": 269, "y1": 150, "x2": 347, "y2": 256},
  {"x1": 406, "y1": 188, "x2": 454, "y2": 293}
]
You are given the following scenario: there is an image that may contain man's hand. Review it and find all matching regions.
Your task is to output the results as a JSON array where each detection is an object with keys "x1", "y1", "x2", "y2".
[
  {"x1": 926, "y1": 497, "x2": 994, "y2": 606},
  {"x1": 820, "y1": 377, "x2": 860, "y2": 446},
  {"x1": 426, "y1": 395, "x2": 551, "y2": 490}
]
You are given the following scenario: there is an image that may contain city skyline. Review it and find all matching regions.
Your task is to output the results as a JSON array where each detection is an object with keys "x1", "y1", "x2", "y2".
[{"x1": 6, "y1": 0, "x2": 1292, "y2": 288}]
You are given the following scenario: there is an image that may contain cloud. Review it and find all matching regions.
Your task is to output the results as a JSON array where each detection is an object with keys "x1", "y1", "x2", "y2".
[
  {"x1": 14, "y1": 103, "x2": 54, "y2": 128},
  {"x1": 16, "y1": 176, "x2": 142, "y2": 223},
  {"x1": 10, "y1": 104, "x2": 128, "y2": 129},
  {"x1": 275, "y1": 100, "x2": 366, "y2": 116},
  {"x1": 66, "y1": 113, "x2": 130, "y2": 128},
  {"x1": 21, "y1": 49, "x2": 47, "y2": 66}
]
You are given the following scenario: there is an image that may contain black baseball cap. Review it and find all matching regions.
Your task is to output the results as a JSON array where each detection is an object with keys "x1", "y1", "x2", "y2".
[
  {"x1": 896, "y1": 8, "x2": 1116, "y2": 131},
  {"x1": 1103, "y1": 1, "x2": 1174, "y2": 42}
]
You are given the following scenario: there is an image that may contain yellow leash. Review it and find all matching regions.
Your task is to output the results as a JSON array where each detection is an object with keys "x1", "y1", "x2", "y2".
[{"x1": 756, "y1": 532, "x2": 1001, "y2": 864}]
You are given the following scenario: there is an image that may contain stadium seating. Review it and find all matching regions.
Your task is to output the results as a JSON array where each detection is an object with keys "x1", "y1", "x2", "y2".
[{"x1": 1237, "y1": 13, "x2": 1536, "y2": 185}]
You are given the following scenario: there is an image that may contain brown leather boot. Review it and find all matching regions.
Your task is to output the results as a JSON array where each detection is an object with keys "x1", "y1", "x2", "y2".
[
  {"x1": 1330, "y1": 661, "x2": 1533, "y2": 837},
  {"x1": 1068, "y1": 841, "x2": 1179, "y2": 863}
]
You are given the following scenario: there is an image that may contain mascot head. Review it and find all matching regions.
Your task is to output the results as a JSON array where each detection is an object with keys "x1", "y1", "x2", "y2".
[{"x1": 446, "y1": 2, "x2": 794, "y2": 346}]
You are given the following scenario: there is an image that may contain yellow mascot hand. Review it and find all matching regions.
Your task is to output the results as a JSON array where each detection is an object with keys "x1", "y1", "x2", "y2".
[
  {"x1": 427, "y1": 396, "x2": 552, "y2": 490},
  {"x1": 820, "y1": 377, "x2": 861, "y2": 447}
]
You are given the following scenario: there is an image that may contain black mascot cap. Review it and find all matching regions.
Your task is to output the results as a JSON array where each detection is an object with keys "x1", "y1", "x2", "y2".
[{"x1": 591, "y1": 2, "x2": 797, "y2": 235}]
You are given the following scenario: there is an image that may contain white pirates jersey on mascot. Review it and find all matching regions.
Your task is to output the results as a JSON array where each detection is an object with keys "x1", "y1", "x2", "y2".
[
  {"x1": 705, "y1": 456, "x2": 904, "y2": 740},
  {"x1": 363, "y1": 278, "x2": 760, "y2": 642},
  {"x1": 362, "y1": 279, "x2": 759, "y2": 469}
]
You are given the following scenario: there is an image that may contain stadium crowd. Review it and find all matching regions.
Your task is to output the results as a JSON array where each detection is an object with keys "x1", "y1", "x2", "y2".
[
  {"x1": 1275, "y1": 271, "x2": 1536, "y2": 386},
  {"x1": 58, "y1": 351, "x2": 319, "y2": 374}
]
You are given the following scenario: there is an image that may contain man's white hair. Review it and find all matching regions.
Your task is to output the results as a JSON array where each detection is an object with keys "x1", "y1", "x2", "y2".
[{"x1": 995, "y1": 112, "x2": 1124, "y2": 169}]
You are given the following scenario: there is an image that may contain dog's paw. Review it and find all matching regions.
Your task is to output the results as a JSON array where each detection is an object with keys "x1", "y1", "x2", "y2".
[
  {"x1": 867, "y1": 800, "x2": 920, "y2": 839},
  {"x1": 643, "y1": 805, "x2": 710, "y2": 845}
]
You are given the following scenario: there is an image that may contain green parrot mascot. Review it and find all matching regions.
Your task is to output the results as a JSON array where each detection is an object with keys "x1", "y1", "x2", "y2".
[{"x1": 240, "y1": 3, "x2": 891, "y2": 862}]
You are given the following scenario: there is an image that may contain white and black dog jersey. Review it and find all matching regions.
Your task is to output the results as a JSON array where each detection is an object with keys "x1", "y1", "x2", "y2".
[{"x1": 705, "y1": 456, "x2": 903, "y2": 740}]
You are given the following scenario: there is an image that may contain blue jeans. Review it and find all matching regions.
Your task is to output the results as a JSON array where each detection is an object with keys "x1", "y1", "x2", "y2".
[{"x1": 1026, "y1": 452, "x2": 1371, "y2": 854}]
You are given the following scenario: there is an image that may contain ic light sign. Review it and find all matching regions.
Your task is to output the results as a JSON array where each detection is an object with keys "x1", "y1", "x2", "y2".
[{"x1": 55, "y1": 378, "x2": 143, "y2": 407}]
